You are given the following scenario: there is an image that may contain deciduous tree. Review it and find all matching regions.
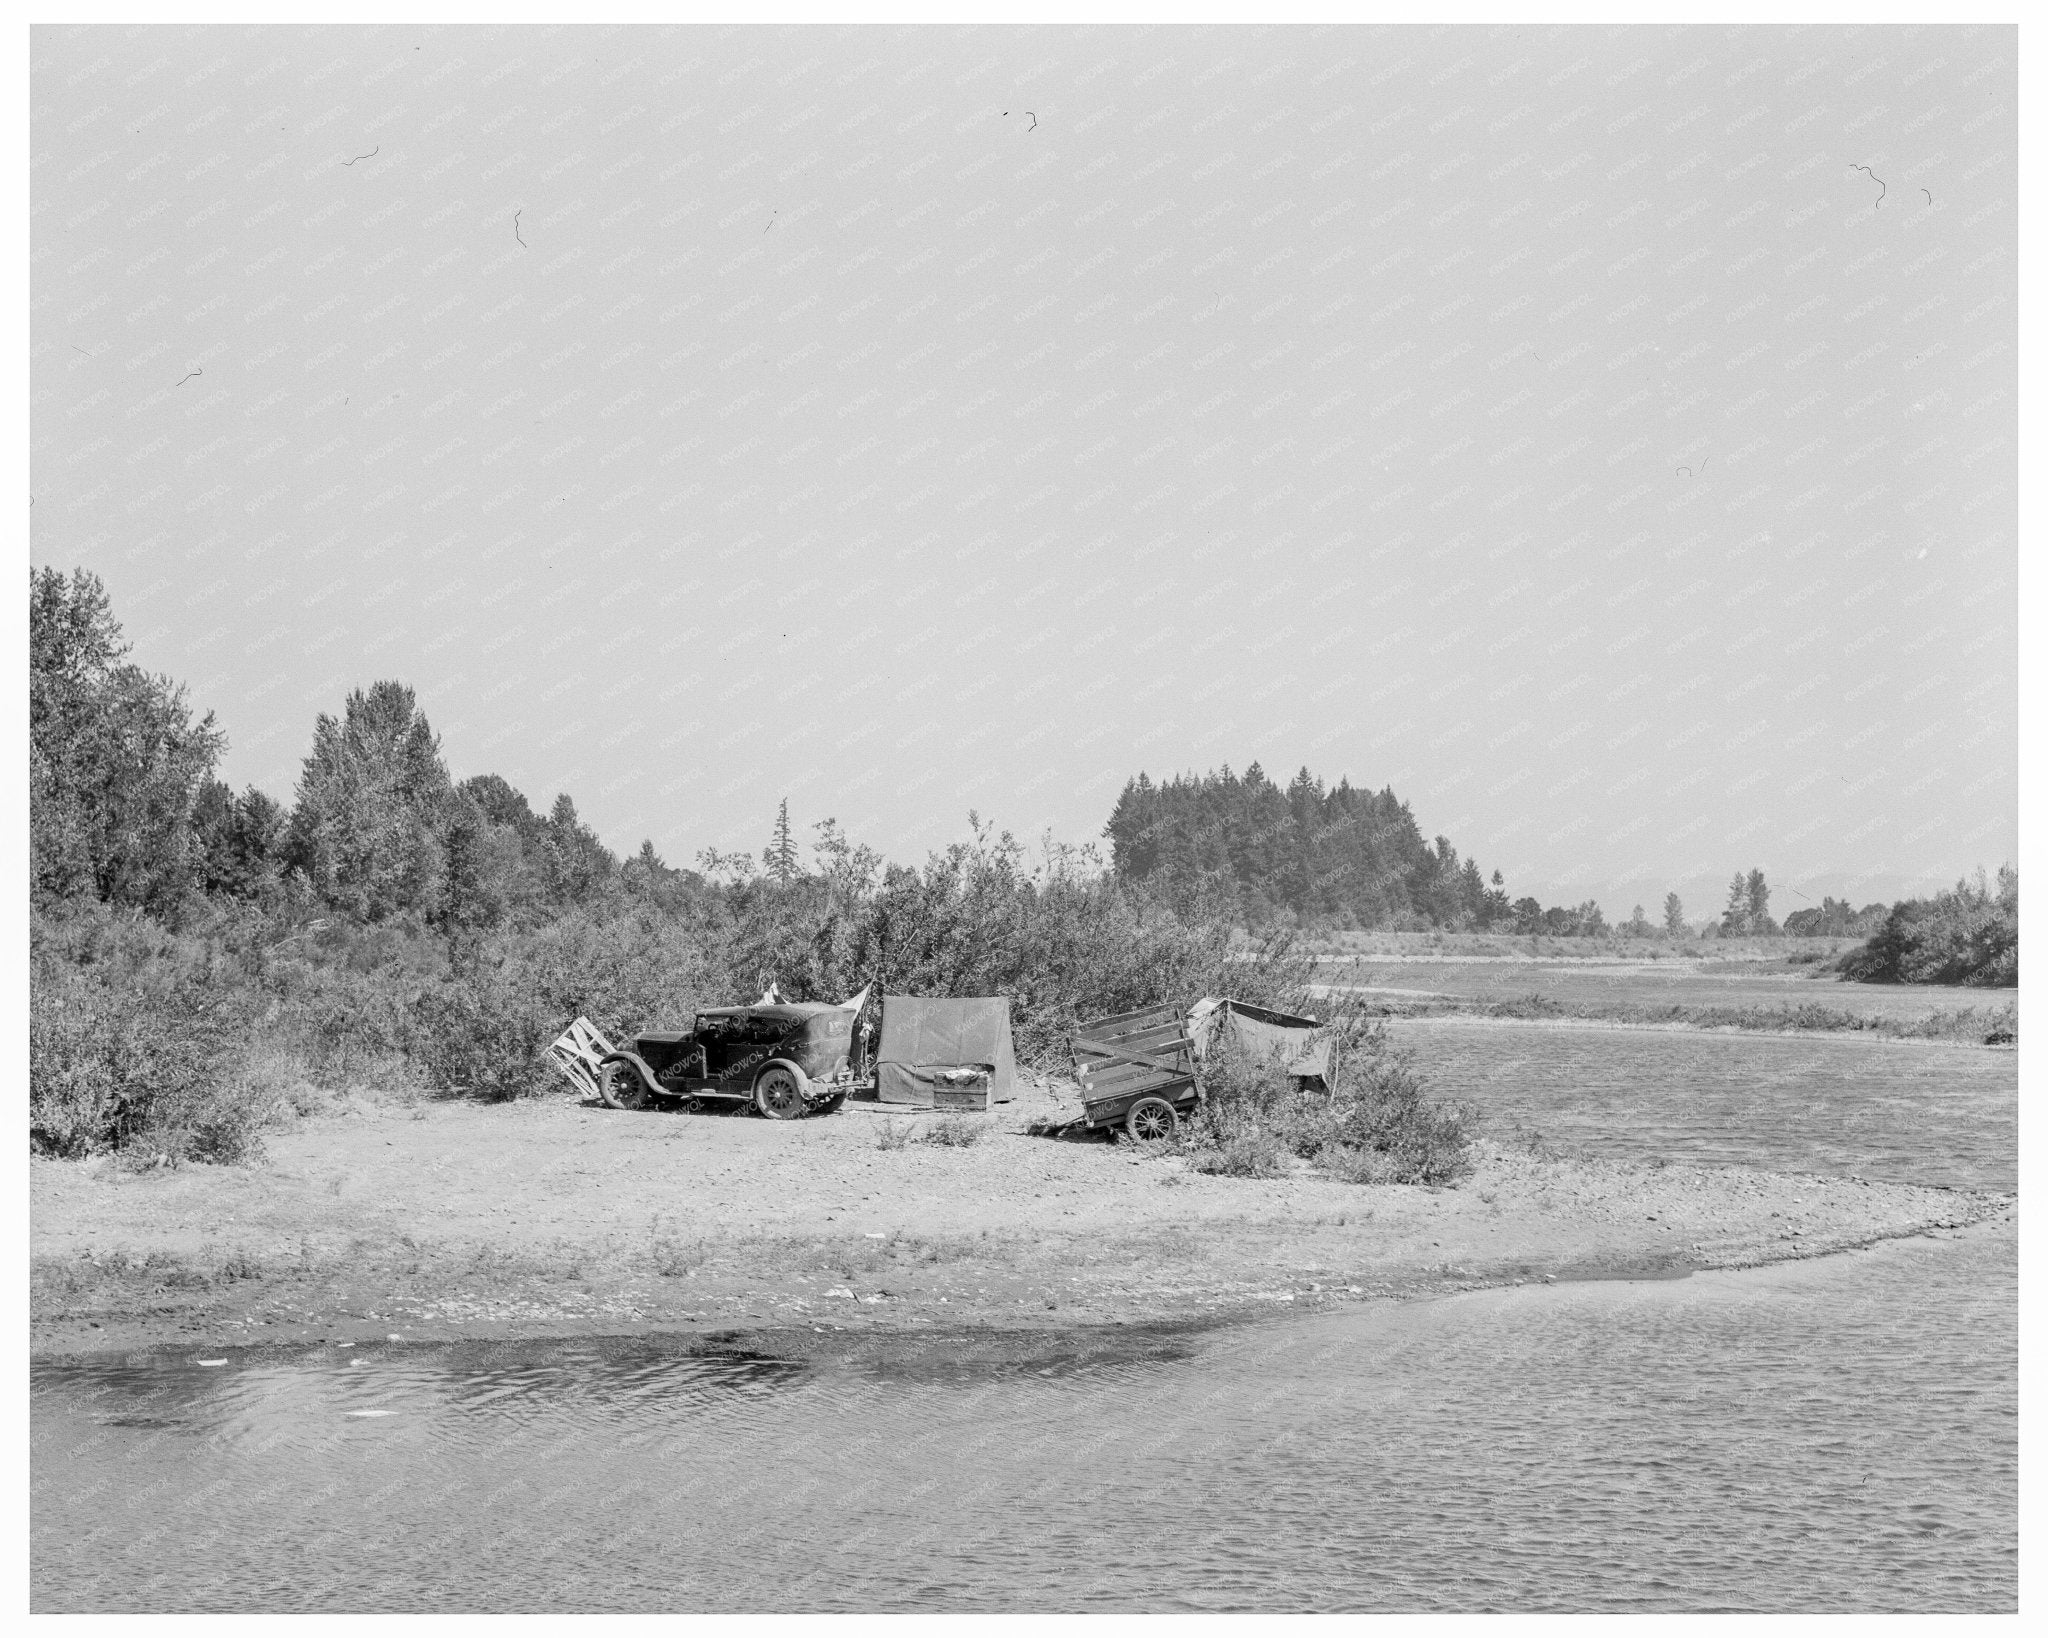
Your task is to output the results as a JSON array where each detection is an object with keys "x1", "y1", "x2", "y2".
[
  {"x1": 285, "y1": 681, "x2": 454, "y2": 920},
  {"x1": 29, "y1": 568, "x2": 224, "y2": 913}
]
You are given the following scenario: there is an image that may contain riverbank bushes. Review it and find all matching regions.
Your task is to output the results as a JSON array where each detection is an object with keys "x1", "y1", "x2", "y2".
[
  {"x1": 1185, "y1": 1015, "x2": 1473, "y2": 1186},
  {"x1": 1838, "y1": 869, "x2": 2018, "y2": 988},
  {"x1": 31, "y1": 568, "x2": 1335, "y2": 1163},
  {"x1": 29, "y1": 834, "x2": 1319, "y2": 1162}
]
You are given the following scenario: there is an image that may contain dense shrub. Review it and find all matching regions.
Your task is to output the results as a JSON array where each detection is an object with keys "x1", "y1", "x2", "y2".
[
  {"x1": 1185, "y1": 1126, "x2": 1290, "y2": 1179},
  {"x1": 27, "y1": 818, "x2": 1323, "y2": 1147},
  {"x1": 1838, "y1": 868, "x2": 2018, "y2": 987},
  {"x1": 1183, "y1": 1014, "x2": 1473, "y2": 1186},
  {"x1": 30, "y1": 965, "x2": 271, "y2": 1163}
]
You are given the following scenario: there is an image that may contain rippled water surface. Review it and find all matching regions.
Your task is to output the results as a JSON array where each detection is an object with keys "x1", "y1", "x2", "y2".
[
  {"x1": 1391, "y1": 1018, "x2": 2016, "y2": 1191},
  {"x1": 32, "y1": 1226, "x2": 2014, "y2": 1612}
]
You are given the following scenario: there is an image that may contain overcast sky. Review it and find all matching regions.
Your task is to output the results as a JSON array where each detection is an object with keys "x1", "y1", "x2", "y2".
[{"x1": 30, "y1": 23, "x2": 2015, "y2": 913}]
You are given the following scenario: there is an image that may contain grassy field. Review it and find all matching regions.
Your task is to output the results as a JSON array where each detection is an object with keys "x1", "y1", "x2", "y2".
[
  {"x1": 1299, "y1": 930, "x2": 1835, "y2": 962},
  {"x1": 1303, "y1": 938, "x2": 2015, "y2": 1043}
]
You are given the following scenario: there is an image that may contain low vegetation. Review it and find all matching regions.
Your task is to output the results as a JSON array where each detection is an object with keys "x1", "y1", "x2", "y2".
[
  {"x1": 1343, "y1": 992, "x2": 2018, "y2": 1046},
  {"x1": 918, "y1": 1116, "x2": 990, "y2": 1149},
  {"x1": 1183, "y1": 1015, "x2": 1473, "y2": 1187}
]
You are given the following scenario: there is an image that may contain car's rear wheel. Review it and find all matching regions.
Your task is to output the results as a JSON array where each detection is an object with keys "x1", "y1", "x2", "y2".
[
  {"x1": 754, "y1": 1066, "x2": 806, "y2": 1120},
  {"x1": 599, "y1": 1060, "x2": 652, "y2": 1111}
]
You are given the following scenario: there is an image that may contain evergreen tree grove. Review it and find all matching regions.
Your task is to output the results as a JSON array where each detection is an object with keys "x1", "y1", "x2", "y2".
[{"x1": 1104, "y1": 764, "x2": 1511, "y2": 929}]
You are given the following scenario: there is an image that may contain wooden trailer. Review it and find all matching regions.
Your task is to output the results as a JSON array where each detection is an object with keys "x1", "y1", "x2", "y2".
[{"x1": 1070, "y1": 1003, "x2": 1200, "y2": 1141}]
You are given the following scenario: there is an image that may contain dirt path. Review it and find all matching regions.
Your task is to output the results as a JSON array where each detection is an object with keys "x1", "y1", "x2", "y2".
[{"x1": 31, "y1": 1078, "x2": 2009, "y2": 1356}]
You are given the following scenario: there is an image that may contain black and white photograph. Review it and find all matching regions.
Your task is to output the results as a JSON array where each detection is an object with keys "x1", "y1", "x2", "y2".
[{"x1": 26, "y1": 11, "x2": 2020, "y2": 1615}]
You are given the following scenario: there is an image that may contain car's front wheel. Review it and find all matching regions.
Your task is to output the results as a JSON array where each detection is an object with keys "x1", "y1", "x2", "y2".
[
  {"x1": 753, "y1": 1066, "x2": 806, "y2": 1120},
  {"x1": 599, "y1": 1060, "x2": 652, "y2": 1111}
]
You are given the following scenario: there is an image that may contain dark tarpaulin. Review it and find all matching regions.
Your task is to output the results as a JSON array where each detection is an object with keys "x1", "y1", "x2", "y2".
[
  {"x1": 875, "y1": 995, "x2": 1017, "y2": 1108},
  {"x1": 1186, "y1": 997, "x2": 1337, "y2": 1087}
]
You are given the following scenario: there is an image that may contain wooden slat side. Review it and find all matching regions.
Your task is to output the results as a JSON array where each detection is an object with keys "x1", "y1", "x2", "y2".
[
  {"x1": 1081, "y1": 1074, "x2": 1196, "y2": 1109},
  {"x1": 1080, "y1": 1052, "x2": 1192, "y2": 1077},
  {"x1": 1076, "y1": 1004, "x2": 1181, "y2": 1034},
  {"x1": 1073, "y1": 1064, "x2": 1171, "y2": 1097},
  {"x1": 1074, "y1": 1036, "x2": 1191, "y2": 1064},
  {"x1": 1075, "y1": 1045, "x2": 1192, "y2": 1078},
  {"x1": 1083, "y1": 1022, "x2": 1189, "y2": 1052}
]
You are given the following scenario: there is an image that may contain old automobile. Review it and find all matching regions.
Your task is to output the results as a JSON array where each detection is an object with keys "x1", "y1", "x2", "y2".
[{"x1": 593, "y1": 1001, "x2": 869, "y2": 1119}]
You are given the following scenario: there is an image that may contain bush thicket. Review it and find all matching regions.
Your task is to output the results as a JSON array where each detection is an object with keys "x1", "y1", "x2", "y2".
[
  {"x1": 1185, "y1": 1013, "x2": 1473, "y2": 1187},
  {"x1": 1838, "y1": 869, "x2": 2018, "y2": 987}
]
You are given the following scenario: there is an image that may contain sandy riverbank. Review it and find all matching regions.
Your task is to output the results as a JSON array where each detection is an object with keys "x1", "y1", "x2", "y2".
[{"x1": 31, "y1": 1077, "x2": 2010, "y2": 1357}]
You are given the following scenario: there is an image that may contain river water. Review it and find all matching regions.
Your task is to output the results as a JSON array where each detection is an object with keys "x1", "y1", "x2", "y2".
[
  {"x1": 1389, "y1": 1018, "x2": 2017, "y2": 1191},
  {"x1": 33, "y1": 1023, "x2": 2017, "y2": 1612}
]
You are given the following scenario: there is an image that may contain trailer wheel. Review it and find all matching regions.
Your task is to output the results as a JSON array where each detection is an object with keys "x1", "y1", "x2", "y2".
[
  {"x1": 1126, "y1": 1096, "x2": 1179, "y2": 1142},
  {"x1": 599, "y1": 1061, "x2": 651, "y2": 1111},
  {"x1": 754, "y1": 1066, "x2": 806, "y2": 1120}
]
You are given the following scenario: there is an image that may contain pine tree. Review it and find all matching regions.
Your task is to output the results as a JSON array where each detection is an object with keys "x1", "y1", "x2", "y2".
[
  {"x1": 1663, "y1": 891, "x2": 1686, "y2": 936},
  {"x1": 1721, "y1": 871, "x2": 1750, "y2": 935},
  {"x1": 764, "y1": 798, "x2": 800, "y2": 886},
  {"x1": 1745, "y1": 868, "x2": 1774, "y2": 935}
]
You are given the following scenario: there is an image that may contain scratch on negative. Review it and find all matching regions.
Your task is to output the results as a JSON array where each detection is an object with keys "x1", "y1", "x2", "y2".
[{"x1": 342, "y1": 146, "x2": 379, "y2": 166}]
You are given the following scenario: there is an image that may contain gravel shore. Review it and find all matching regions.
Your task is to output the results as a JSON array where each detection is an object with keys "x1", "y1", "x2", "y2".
[{"x1": 31, "y1": 1078, "x2": 2011, "y2": 1356}]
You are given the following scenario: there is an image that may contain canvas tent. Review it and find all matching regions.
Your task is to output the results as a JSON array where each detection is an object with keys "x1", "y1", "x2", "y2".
[
  {"x1": 875, "y1": 995, "x2": 1017, "y2": 1110},
  {"x1": 1185, "y1": 997, "x2": 1338, "y2": 1089}
]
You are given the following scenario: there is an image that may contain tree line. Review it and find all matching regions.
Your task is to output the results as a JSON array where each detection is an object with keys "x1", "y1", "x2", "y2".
[
  {"x1": 1104, "y1": 765, "x2": 1805, "y2": 940},
  {"x1": 31, "y1": 567, "x2": 702, "y2": 931}
]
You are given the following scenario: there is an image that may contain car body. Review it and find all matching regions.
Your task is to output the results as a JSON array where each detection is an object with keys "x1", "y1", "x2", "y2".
[{"x1": 597, "y1": 1002, "x2": 867, "y2": 1119}]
